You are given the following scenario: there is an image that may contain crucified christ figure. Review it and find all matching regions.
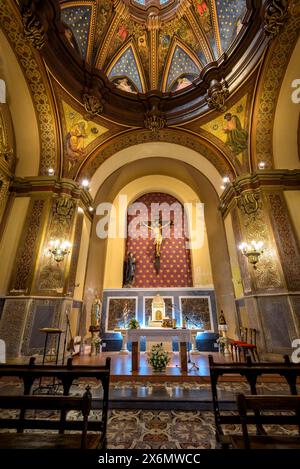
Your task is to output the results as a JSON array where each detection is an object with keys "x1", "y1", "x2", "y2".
[{"x1": 142, "y1": 219, "x2": 172, "y2": 258}]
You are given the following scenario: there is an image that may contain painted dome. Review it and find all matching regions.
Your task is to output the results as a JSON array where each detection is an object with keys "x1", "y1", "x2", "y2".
[{"x1": 60, "y1": 0, "x2": 248, "y2": 94}]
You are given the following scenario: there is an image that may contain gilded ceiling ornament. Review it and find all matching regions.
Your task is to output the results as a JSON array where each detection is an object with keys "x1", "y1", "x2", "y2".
[
  {"x1": 238, "y1": 193, "x2": 262, "y2": 216},
  {"x1": 264, "y1": 0, "x2": 289, "y2": 37},
  {"x1": 20, "y1": 5, "x2": 46, "y2": 50},
  {"x1": 82, "y1": 93, "x2": 103, "y2": 118},
  {"x1": 144, "y1": 114, "x2": 166, "y2": 132},
  {"x1": 54, "y1": 197, "x2": 75, "y2": 220},
  {"x1": 206, "y1": 79, "x2": 229, "y2": 112}
]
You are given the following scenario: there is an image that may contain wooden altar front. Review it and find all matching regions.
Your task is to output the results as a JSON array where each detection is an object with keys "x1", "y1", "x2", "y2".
[{"x1": 126, "y1": 328, "x2": 192, "y2": 372}]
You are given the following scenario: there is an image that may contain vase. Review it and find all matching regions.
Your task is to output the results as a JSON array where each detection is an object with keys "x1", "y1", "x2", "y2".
[{"x1": 152, "y1": 367, "x2": 166, "y2": 372}]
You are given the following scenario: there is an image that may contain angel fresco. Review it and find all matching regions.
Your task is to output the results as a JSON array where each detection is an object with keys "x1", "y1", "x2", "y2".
[
  {"x1": 223, "y1": 113, "x2": 248, "y2": 155},
  {"x1": 65, "y1": 120, "x2": 88, "y2": 167}
]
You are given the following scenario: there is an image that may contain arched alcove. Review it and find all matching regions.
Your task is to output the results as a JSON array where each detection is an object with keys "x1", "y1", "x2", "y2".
[{"x1": 84, "y1": 151, "x2": 237, "y2": 336}]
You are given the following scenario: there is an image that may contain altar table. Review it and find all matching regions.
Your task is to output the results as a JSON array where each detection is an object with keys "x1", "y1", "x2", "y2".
[{"x1": 126, "y1": 328, "x2": 192, "y2": 372}]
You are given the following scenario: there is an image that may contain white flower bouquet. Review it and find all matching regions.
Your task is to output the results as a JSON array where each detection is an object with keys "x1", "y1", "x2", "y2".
[{"x1": 148, "y1": 343, "x2": 170, "y2": 371}]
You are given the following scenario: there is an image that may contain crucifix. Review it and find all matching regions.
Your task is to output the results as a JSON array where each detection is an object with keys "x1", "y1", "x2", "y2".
[{"x1": 142, "y1": 217, "x2": 173, "y2": 274}]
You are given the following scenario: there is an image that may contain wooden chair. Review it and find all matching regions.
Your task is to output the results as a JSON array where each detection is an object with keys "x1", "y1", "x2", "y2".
[
  {"x1": 230, "y1": 327, "x2": 259, "y2": 362},
  {"x1": 0, "y1": 386, "x2": 105, "y2": 449},
  {"x1": 229, "y1": 394, "x2": 300, "y2": 449}
]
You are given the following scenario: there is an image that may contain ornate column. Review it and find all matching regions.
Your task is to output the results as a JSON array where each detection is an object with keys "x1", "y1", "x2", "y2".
[
  {"x1": 221, "y1": 170, "x2": 300, "y2": 358},
  {"x1": 0, "y1": 177, "x2": 93, "y2": 358}
]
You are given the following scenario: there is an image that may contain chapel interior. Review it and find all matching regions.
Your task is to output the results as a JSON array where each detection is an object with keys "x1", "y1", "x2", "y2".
[{"x1": 0, "y1": 0, "x2": 300, "y2": 451}]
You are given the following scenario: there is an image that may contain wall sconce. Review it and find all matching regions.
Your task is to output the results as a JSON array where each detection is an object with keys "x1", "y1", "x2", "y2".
[
  {"x1": 48, "y1": 239, "x2": 71, "y2": 264},
  {"x1": 239, "y1": 240, "x2": 264, "y2": 269}
]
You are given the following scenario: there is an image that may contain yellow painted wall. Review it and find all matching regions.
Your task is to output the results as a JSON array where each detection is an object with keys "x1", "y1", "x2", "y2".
[
  {"x1": 73, "y1": 211, "x2": 92, "y2": 301},
  {"x1": 224, "y1": 213, "x2": 243, "y2": 299},
  {"x1": 0, "y1": 197, "x2": 30, "y2": 294},
  {"x1": 273, "y1": 37, "x2": 300, "y2": 170},
  {"x1": 103, "y1": 175, "x2": 213, "y2": 289},
  {"x1": 0, "y1": 30, "x2": 40, "y2": 176},
  {"x1": 284, "y1": 191, "x2": 300, "y2": 244}
]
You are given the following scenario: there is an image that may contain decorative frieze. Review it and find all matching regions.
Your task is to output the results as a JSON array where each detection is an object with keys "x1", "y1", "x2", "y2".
[
  {"x1": 9, "y1": 199, "x2": 45, "y2": 294},
  {"x1": 268, "y1": 192, "x2": 300, "y2": 290}
]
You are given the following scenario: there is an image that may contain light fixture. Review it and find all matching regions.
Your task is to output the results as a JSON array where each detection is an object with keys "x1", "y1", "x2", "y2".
[
  {"x1": 48, "y1": 239, "x2": 71, "y2": 264},
  {"x1": 48, "y1": 168, "x2": 55, "y2": 176},
  {"x1": 258, "y1": 161, "x2": 266, "y2": 170},
  {"x1": 239, "y1": 240, "x2": 264, "y2": 269},
  {"x1": 81, "y1": 179, "x2": 89, "y2": 188},
  {"x1": 88, "y1": 206, "x2": 94, "y2": 212},
  {"x1": 222, "y1": 176, "x2": 230, "y2": 184}
]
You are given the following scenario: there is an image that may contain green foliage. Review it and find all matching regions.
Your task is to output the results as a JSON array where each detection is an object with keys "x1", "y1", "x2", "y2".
[{"x1": 148, "y1": 343, "x2": 170, "y2": 371}]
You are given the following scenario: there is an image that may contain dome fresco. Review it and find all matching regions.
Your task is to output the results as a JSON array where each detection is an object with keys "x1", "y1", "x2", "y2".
[{"x1": 60, "y1": 0, "x2": 247, "y2": 93}]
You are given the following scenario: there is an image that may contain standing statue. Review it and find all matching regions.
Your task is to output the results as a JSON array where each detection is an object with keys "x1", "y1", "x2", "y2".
[
  {"x1": 123, "y1": 252, "x2": 136, "y2": 287},
  {"x1": 91, "y1": 296, "x2": 102, "y2": 327}
]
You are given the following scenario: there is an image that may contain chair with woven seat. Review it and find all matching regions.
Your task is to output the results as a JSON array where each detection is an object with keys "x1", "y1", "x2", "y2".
[{"x1": 230, "y1": 327, "x2": 259, "y2": 362}]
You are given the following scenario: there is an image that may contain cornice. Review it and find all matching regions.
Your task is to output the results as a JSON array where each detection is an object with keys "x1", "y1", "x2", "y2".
[
  {"x1": 219, "y1": 169, "x2": 300, "y2": 216},
  {"x1": 10, "y1": 176, "x2": 94, "y2": 218}
]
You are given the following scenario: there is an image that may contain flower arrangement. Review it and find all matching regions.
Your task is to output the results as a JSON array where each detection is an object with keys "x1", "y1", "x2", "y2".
[
  {"x1": 128, "y1": 318, "x2": 140, "y2": 329},
  {"x1": 91, "y1": 336, "x2": 102, "y2": 354},
  {"x1": 148, "y1": 343, "x2": 170, "y2": 371}
]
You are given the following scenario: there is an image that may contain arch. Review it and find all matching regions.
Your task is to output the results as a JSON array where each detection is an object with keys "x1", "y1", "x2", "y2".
[
  {"x1": 273, "y1": 36, "x2": 300, "y2": 169},
  {"x1": 252, "y1": 9, "x2": 300, "y2": 169},
  {"x1": 0, "y1": 1, "x2": 58, "y2": 175},
  {"x1": 0, "y1": 29, "x2": 40, "y2": 176},
  {"x1": 84, "y1": 155, "x2": 237, "y2": 335},
  {"x1": 87, "y1": 140, "x2": 233, "y2": 198}
]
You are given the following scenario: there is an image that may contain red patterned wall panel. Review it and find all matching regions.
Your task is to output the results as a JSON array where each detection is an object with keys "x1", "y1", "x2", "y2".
[{"x1": 125, "y1": 193, "x2": 193, "y2": 288}]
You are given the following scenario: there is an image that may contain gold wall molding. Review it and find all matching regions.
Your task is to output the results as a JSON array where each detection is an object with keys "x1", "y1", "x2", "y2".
[{"x1": 80, "y1": 128, "x2": 234, "y2": 180}]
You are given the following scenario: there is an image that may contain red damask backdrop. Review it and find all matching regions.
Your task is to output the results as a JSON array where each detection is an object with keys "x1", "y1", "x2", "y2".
[{"x1": 125, "y1": 193, "x2": 193, "y2": 288}]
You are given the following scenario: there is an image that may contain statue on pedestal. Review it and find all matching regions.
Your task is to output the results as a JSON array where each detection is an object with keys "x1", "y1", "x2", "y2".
[{"x1": 91, "y1": 296, "x2": 102, "y2": 327}]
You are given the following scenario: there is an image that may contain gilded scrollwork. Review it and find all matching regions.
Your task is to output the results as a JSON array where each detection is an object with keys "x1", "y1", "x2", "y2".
[
  {"x1": 20, "y1": 5, "x2": 46, "y2": 50},
  {"x1": 206, "y1": 79, "x2": 229, "y2": 112},
  {"x1": 264, "y1": 0, "x2": 289, "y2": 37},
  {"x1": 82, "y1": 93, "x2": 103, "y2": 118},
  {"x1": 238, "y1": 192, "x2": 262, "y2": 216}
]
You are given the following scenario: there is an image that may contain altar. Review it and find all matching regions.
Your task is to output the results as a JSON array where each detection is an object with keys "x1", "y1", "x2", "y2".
[{"x1": 126, "y1": 327, "x2": 192, "y2": 372}]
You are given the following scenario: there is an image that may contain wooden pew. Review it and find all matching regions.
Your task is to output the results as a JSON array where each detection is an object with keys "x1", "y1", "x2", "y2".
[
  {"x1": 209, "y1": 354, "x2": 300, "y2": 446},
  {"x1": 229, "y1": 395, "x2": 300, "y2": 449},
  {"x1": 0, "y1": 386, "x2": 105, "y2": 449},
  {"x1": 0, "y1": 357, "x2": 111, "y2": 442}
]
